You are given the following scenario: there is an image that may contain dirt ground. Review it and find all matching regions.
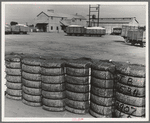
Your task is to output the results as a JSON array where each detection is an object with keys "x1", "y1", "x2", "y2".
[
  {"x1": 4, "y1": 32, "x2": 146, "y2": 118},
  {"x1": 5, "y1": 32, "x2": 146, "y2": 65}
]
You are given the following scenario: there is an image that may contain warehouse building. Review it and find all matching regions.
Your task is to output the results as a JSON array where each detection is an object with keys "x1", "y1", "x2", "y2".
[
  {"x1": 60, "y1": 13, "x2": 87, "y2": 26},
  {"x1": 87, "y1": 17, "x2": 139, "y2": 34},
  {"x1": 34, "y1": 10, "x2": 86, "y2": 32}
]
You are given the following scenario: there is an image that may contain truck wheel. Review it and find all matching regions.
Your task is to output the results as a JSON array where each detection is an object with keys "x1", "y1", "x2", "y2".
[
  {"x1": 124, "y1": 39, "x2": 129, "y2": 44},
  {"x1": 20, "y1": 31, "x2": 23, "y2": 34},
  {"x1": 140, "y1": 42, "x2": 144, "y2": 47},
  {"x1": 131, "y1": 41, "x2": 135, "y2": 46}
]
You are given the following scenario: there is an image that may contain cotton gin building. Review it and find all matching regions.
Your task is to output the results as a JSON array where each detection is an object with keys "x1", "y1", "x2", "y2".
[
  {"x1": 34, "y1": 10, "x2": 87, "y2": 33},
  {"x1": 87, "y1": 17, "x2": 139, "y2": 34},
  {"x1": 34, "y1": 10, "x2": 67, "y2": 33}
]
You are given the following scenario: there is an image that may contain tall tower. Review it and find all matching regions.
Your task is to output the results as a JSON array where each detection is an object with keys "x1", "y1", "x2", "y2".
[{"x1": 88, "y1": 5, "x2": 100, "y2": 27}]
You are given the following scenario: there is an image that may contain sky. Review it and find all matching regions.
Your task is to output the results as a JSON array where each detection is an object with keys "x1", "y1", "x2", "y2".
[{"x1": 4, "y1": 3, "x2": 147, "y2": 26}]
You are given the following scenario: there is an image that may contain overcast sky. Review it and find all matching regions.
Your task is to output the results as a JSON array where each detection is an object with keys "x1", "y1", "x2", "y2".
[{"x1": 4, "y1": 3, "x2": 146, "y2": 26}]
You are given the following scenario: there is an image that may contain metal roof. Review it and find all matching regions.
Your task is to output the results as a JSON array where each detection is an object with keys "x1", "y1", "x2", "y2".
[
  {"x1": 37, "y1": 11, "x2": 86, "y2": 20},
  {"x1": 87, "y1": 17, "x2": 138, "y2": 23}
]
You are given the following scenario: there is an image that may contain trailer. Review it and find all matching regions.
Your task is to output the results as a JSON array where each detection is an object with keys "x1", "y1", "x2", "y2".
[
  {"x1": 66, "y1": 25, "x2": 85, "y2": 36},
  {"x1": 11, "y1": 24, "x2": 28, "y2": 34},
  {"x1": 85, "y1": 27, "x2": 106, "y2": 36},
  {"x1": 126, "y1": 29, "x2": 146, "y2": 47},
  {"x1": 5, "y1": 24, "x2": 11, "y2": 34},
  {"x1": 112, "y1": 27, "x2": 122, "y2": 35},
  {"x1": 11, "y1": 25, "x2": 20, "y2": 34},
  {"x1": 121, "y1": 25, "x2": 138, "y2": 40},
  {"x1": 66, "y1": 25, "x2": 106, "y2": 37},
  {"x1": 121, "y1": 25, "x2": 145, "y2": 47}
]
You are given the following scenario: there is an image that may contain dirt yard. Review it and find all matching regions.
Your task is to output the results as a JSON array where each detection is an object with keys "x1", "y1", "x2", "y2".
[
  {"x1": 5, "y1": 32, "x2": 146, "y2": 65},
  {"x1": 4, "y1": 32, "x2": 146, "y2": 118}
]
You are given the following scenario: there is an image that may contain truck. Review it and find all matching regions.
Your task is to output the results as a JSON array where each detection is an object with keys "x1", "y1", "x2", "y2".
[
  {"x1": 5, "y1": 24, "x2": 11, "y2": 34},
  {"x1": 66, "y1": 25, "x2": 85, "y2": 36},
  {"x1": 11, "y1": 24, "x2": 28, "y2": 34},
  {"x1": 127, "y1": 29, "x2": 146, "y2": 47},
  {"x1": 121, "y1": 25, "x2": 145, "y2": 47},
  {"x1": 112, "y1": 27, "x2": 122, "y2": 35}
]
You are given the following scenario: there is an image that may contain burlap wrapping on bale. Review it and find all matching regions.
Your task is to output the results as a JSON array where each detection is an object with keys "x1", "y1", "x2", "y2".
[
  {"x1": 22, "y1": 86, "x2": 41, "y2": 96},
  {"x1": 114, "y1": 109, "x2": 145, "y2": 118},
  {"x1": 42, "y1": 90, "x2": 65, "y2": 99},
  {"x1": 116, "y1": 92, "x2": 145, "y2": 107},
  {"x1": 22, "y1": 99, "x2": 41, "y2": 107},
  {"x1": 42, "y1": 83, "x2": 65, "y2": 92},
  {"x1": 91, "y1": 85, "x2": 114, "y2": 98},
  {"x1": 22, "y1": 92, "x2": 41, "y2": 102},
  {"x1": 65, "y1": 75, "x2": 89, "y2": 85},
  {"x1": 22, "y1": 64, "x2": 41, "y2": 74},
  {"x1": 91, "y1": 60, "x2": 115, "y2": 73},
  {"x1": 66, "y1": 67, "x2": 89, "y2": 77},
  {"x1": 5, "y1": 54, "x2": 21, "y2": 62},
  {"x1": 22, "y1": 78, "x2": 41, "y2": 88},
  {"x1": 116, "y1": 74, "x2": 145, "y2": 87},
  {"x1": 65, "y1": 98, "x2": 89, "y2": 109},
  {"x1": 65, "y1": 105, "x2": 88, "y2": 114},
  {"x1": 66, "y1": 83, "x2": 89, "y2": 93},
  {"x1": 21, "y1": 53, "x2": 41, "y2": 59},
  {"x1": 65, "y1": 59, "x2": 92, "y2": 68},
  {"x1": 90, "y1": 102, "x2": 114, "y2": 115},
  {"x1": 5, "y1": 75, "x2": 21, "y2": 83},
  {"x1": 6, "y1": 81, "x2": 22, "y2": 90},
  {"x1": 66, "y1": 90, "x2": 89, "y2": 101},
  {"x1": 116, "y1": 82, "x2": 145, "y2": 97},
  {"x1": 42, "y1": 98, "x2": 65, "y2": 107},
  {"x1": 91, "y1": 77, "x2": 114, "y2": 89},
  {"x1": 41, "y1": 75, "x2": 65, "y2": 84},
  {"x1": 41, "y1": 67, "x2": 64, "y2": 76},
  {"x1": 41, "y1": 59, "x2": 65, "y2": 68},
  {"x1": 5, "y1": 61, "x2": 21, "y2": 69},
  {"x1": 6, "y1": 94, "x2": 22, "y2": 100},
  {"x1": 89, "y1": 109, "x2": 112, "y2": 118},
  {"x1": 6, "y1": 88, "x2": 22, "y2": 96},
  {"x1": 90, "y1": 94, "x2": 115, "y2": 106},
  {"x1": 91, "y1": 70, "x2": 114, "y2": 79},
  {"x1": 22, "y1": 58, "x2": 41, "y2": 66},
  {"x1": 115, "y1": 63, "x2": 145, "y2": 77},
  {"x1": 5, "y1": 68, "x2": 21, "y2": 76},
  {"x1": 42, "y1": 105, "x2": 65, "y2": 112},
  {"x1": 22, "y1": 71, "x2": 41, "y2": 81},
  {"x1": 115, "y1": 100, "x2": 145, "y2": 117}
]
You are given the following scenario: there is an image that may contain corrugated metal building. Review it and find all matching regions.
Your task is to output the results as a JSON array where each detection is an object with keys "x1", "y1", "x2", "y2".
[
  {"x1": 87, "y1": 17, "x2": 139, "y2": 34},
  {"x1": 34, "y1": 10, "x2": 87, "y2": 32}
]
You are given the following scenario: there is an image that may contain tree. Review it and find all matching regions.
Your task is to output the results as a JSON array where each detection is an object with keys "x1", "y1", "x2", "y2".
[{"x1": 10, "y1": 21, "x2": 18, "y2": 26}]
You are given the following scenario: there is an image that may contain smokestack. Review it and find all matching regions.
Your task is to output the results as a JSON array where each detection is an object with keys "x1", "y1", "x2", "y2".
[{"x1": 47, "y1": 9, "x2": 54, "y2": 13}]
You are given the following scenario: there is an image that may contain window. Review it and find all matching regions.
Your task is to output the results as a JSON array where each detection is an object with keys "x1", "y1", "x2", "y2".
[
  {"x1": 51, "y1": 17, "x2": 53, "y2": 20},
  {"x1": 80, "y1": 19, "x2": 81, "y2": 21},
  {"x1": 56, "y1": 26, "x2": 59, "y2": 30},
  {"x1": 72, "y1": 19, "x2": 75, "y2": 22},
  {"x1": 51, "y1": 26, "x2": 53, "y2": 30}
]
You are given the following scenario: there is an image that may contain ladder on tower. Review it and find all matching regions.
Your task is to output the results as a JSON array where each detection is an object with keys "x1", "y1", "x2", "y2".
[{"x1": 88, "y1": 4, "x2": 100, "y2": 27}]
